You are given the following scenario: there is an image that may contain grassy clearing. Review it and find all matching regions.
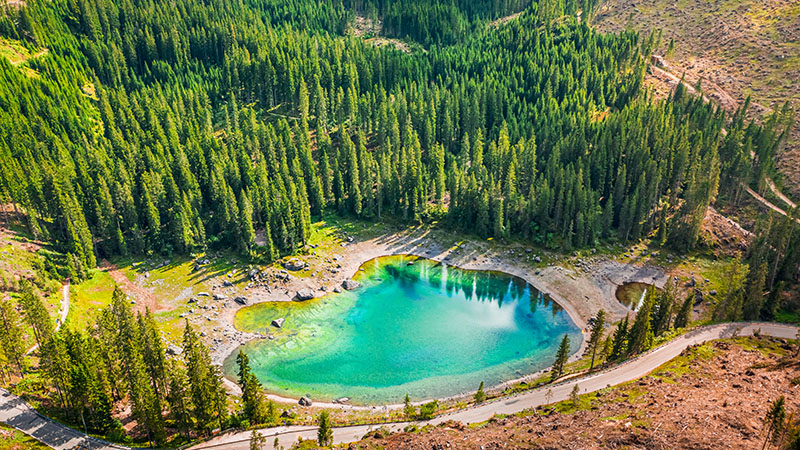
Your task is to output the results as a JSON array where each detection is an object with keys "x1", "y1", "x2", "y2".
[
  {"x1": 0, "y1": 423, "x2": 49, "y2": 450},
  {"x1": 67, "y1": 269, "x2": 115, "y2": 330}
]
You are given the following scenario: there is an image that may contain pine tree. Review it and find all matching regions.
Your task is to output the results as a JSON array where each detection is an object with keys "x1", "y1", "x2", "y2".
[
  {"x1": 763, "y1": 397, "x2": 786, "y2": 450},
  {"x1": 588, "y1": 310, "x2": 606, "y2": 371},
  {"x1": 183, "y1": 321, "x2": 227, "y2": 434},
  {"x1": 551, "y1": 334, "x2": 571, "y2": 381},
  {"x1": 0, "y1": 298, "x2": 26, "y2": 375},
  {"x1": 627, "y1": 289, "x2": 655, "y2": 356},
  {"x1": 403, "y1": 393, "x2": 415, "y2": 419},
  {"x1": 18, "y1": 281, "x2": 53, "y2": 348},
  {"x1": 743, "y1": 262, "x2": 767, "y2": 321},
  {"x1": 317, "y1": 411, "x2": 333, "y2": 447},
  {"x1": 474, "y1": 381, "x2": 486, "y2": 403},
  {"x1": 673, "y1": 293, "x2": 694, "y2": 329},
  {"x1": 610, "y1": 315, "x2": 629, "y2": 361}
]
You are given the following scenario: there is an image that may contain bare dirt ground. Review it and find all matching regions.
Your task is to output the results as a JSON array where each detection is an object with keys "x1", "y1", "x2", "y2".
[
  {"x1": 701, "y1": 205, "x2": 753, "y2": 255},
  {"x1": 98, "y1": 260, "x2": 164, "y2": 312},
  {"x1": 354, "y1": 337, "x2": 800, "y2": 450},
  {"x1": 594, "y1": 0, "x2": 800, "y2": 199}
]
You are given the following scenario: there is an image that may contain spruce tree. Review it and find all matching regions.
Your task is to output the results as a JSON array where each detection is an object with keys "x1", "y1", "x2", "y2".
[
  {"x1": 0, "y1": 299, "x2": 26, "y2": 375},
  {"x1": 588, "y1": 310, "x2": 606, "y2": 371},
  {"x1": 673, "y1": 293, "x2": 694, "y2": 329},
  {"x1": 627, "y1": 290, "x2": 655, "y2": 356},
  {"x1": 317, "y1": 411, "x2": 333, "y2": 447},
  {"x1": 550, "y1": 334, "x2": 571, "y2": 381}
]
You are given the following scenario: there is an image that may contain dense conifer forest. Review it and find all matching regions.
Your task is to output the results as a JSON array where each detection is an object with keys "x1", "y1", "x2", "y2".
[
  {"x1": 1, "y1": 0, "x2": 792, "y2": 278},
  {"x1": 1, "y1": 0, "x2": 800, "y2": 445}
]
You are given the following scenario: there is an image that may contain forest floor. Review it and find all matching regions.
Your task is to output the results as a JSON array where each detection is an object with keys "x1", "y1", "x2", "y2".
[
  {"x1": 593, "y1": 0, "x2": 800, "y2": 200},
  {"x1": 350, "y1": 336, "x2": 800, "y2": 450}
]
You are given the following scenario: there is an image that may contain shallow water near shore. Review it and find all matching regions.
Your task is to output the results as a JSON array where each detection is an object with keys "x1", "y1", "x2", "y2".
[{"x1": 227, "y1": 255, "x2": 582, "y2": 404}]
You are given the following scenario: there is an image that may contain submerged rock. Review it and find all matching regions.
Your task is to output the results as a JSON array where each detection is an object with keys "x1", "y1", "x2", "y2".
[
  {"x1": 342, "y1": 279, "x2": 360, "y2": 290},
  {"x1": 295, "y1": 288, "x2": 315, "y2": 301},
  {"x1": 271, "y1": 318, "x2": 285, "y2": 328}
]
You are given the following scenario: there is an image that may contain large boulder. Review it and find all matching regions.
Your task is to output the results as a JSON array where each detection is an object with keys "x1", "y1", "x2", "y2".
[
  {"x1": 285, "y1": 259, "x2": 307, "y2": 271},
  {"x1": 271, "y1": 318, "x2": 285, "y2": 328},
  {"x1": 299, "y1": 396, "x2": 312, "y2": 407},
  {"x1": 295, "y1": 288, "x2": 315, "y2": 301},
  {"x1": 342, "y1": 279, "x2": 360, "y2": 291},
  {"x1": 234, "y1": 296, "x2": 248, "y2": 305}
]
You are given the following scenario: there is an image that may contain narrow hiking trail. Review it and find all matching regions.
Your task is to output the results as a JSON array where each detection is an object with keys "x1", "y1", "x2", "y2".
[{"x1": 25, "y1": 282, "x2": 69, "y2": 356}]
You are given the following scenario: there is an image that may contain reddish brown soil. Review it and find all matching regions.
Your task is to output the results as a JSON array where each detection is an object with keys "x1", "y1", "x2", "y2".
[
  {"x1": 354, "y1": 338, "x2": 800, "y2": 449},
  {"x1": 99, "y1": 259, "x2": 165, "y2": 313}
]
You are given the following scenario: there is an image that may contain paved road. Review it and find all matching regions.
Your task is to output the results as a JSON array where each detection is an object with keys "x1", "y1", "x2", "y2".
[
  {"x1": 2, "y1": 322, "x2": 796, "y2": 450},
  {"x1": 0, "y1": 388, "x2": 124, "y2": 450},
  {"x1": 192, "y1": 322, "x2": 800, "y2": 450},
  {"x1": 26, "y1": 282, "x2": 69, "y2": 356}
]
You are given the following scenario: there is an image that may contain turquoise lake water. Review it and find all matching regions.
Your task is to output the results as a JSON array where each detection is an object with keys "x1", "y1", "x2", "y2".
[{"x1": 228, "y1": 255, "x2": 582, "y2": 404}]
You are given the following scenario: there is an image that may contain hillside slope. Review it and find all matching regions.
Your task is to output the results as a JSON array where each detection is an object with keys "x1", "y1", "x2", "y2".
[
  {"x1": 594, "y1": 0, "x2": 800, "y2": 199},
  {"x1": 354, "y1": 337, "x2": 800, "y2": 449}
]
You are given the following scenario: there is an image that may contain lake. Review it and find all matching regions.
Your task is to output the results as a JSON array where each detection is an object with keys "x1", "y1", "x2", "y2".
[{"x1": 227, "y1": 255, "x2": 582, "y2": 404}]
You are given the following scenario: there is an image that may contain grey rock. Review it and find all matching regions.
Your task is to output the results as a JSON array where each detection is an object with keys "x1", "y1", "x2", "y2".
[
  {"x1": 285, "y1": 259, "x2": 307, "y2": 271},
  {"x1": 213, "y1": 294, "x2": 227, "y2": 300},
  {"x1": 271, "y1": 318, "x2": 285, "y2": 328},
  {"x1": 299, "y1": 396, "x2": 312, "y2": 406},
  {"x1": 295, "y1": 288, "x2": 315, "y2": 301},
  {"x1": 342, "y1": 280, "x2": 360, "y2": 290},
  {"x1": 198, "y1": 292, "x2": 210, "y2": 297},
  {"x1": 333, "y1": 286, "x2": 342, "y2": 293},
  {"x1": 234, "y1": 296, "x2": 248, "y2": 305}
]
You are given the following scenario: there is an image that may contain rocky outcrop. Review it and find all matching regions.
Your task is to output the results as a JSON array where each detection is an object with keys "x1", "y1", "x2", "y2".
[
  {"x1": 342, "y1": 279, "x2": 360, "y2": 290},
  {"x1": 295, "y1": 288, "x2": 315, "y2": 301}
]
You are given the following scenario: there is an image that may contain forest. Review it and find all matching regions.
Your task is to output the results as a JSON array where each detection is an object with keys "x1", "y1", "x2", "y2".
[
  {"x1": 1, "y1": 0, "x2": 793, "y2": 275},
  {"x1": 1, "y1": 0, "x2": 799, "y2": 445}
]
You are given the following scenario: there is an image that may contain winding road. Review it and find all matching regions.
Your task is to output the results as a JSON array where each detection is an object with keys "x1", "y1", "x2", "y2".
[
  {"x1": 191, "y1": 322, "x2": 799, "y2": 450},
  {"x1": 1, "y1": 322, "x2": 797, "y2": 449},
  {"x1": 25, "y1": 282, "x2": 69, "y2": 356}
]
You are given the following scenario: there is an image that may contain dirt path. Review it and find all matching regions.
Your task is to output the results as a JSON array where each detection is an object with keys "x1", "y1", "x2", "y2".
[
  {"x1": 653, "y1": 62, "x2": 798, "y2": 219},
  {"x1": 743, "y1": 184, "x2": 800, "y2": 224},
  {"x1": 768, "y1": 178, "x2": 797, "y2": 209},
  {"x1": 25, "y1": 282, "x2": 69, "y2": 356},
  {"x1": 191, "y1": 322, "x2": 800, "y2": 450}
]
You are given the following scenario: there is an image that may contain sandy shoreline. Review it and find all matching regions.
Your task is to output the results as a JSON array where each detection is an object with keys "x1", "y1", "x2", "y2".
[{"x1": 209, "y1": 227, "x2": 668, "y2": 408}]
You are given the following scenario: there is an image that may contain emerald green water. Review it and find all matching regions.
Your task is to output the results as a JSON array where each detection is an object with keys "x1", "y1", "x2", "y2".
[{"x1": 227, "y1": 255, "x2": 582, "y2": 404}]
